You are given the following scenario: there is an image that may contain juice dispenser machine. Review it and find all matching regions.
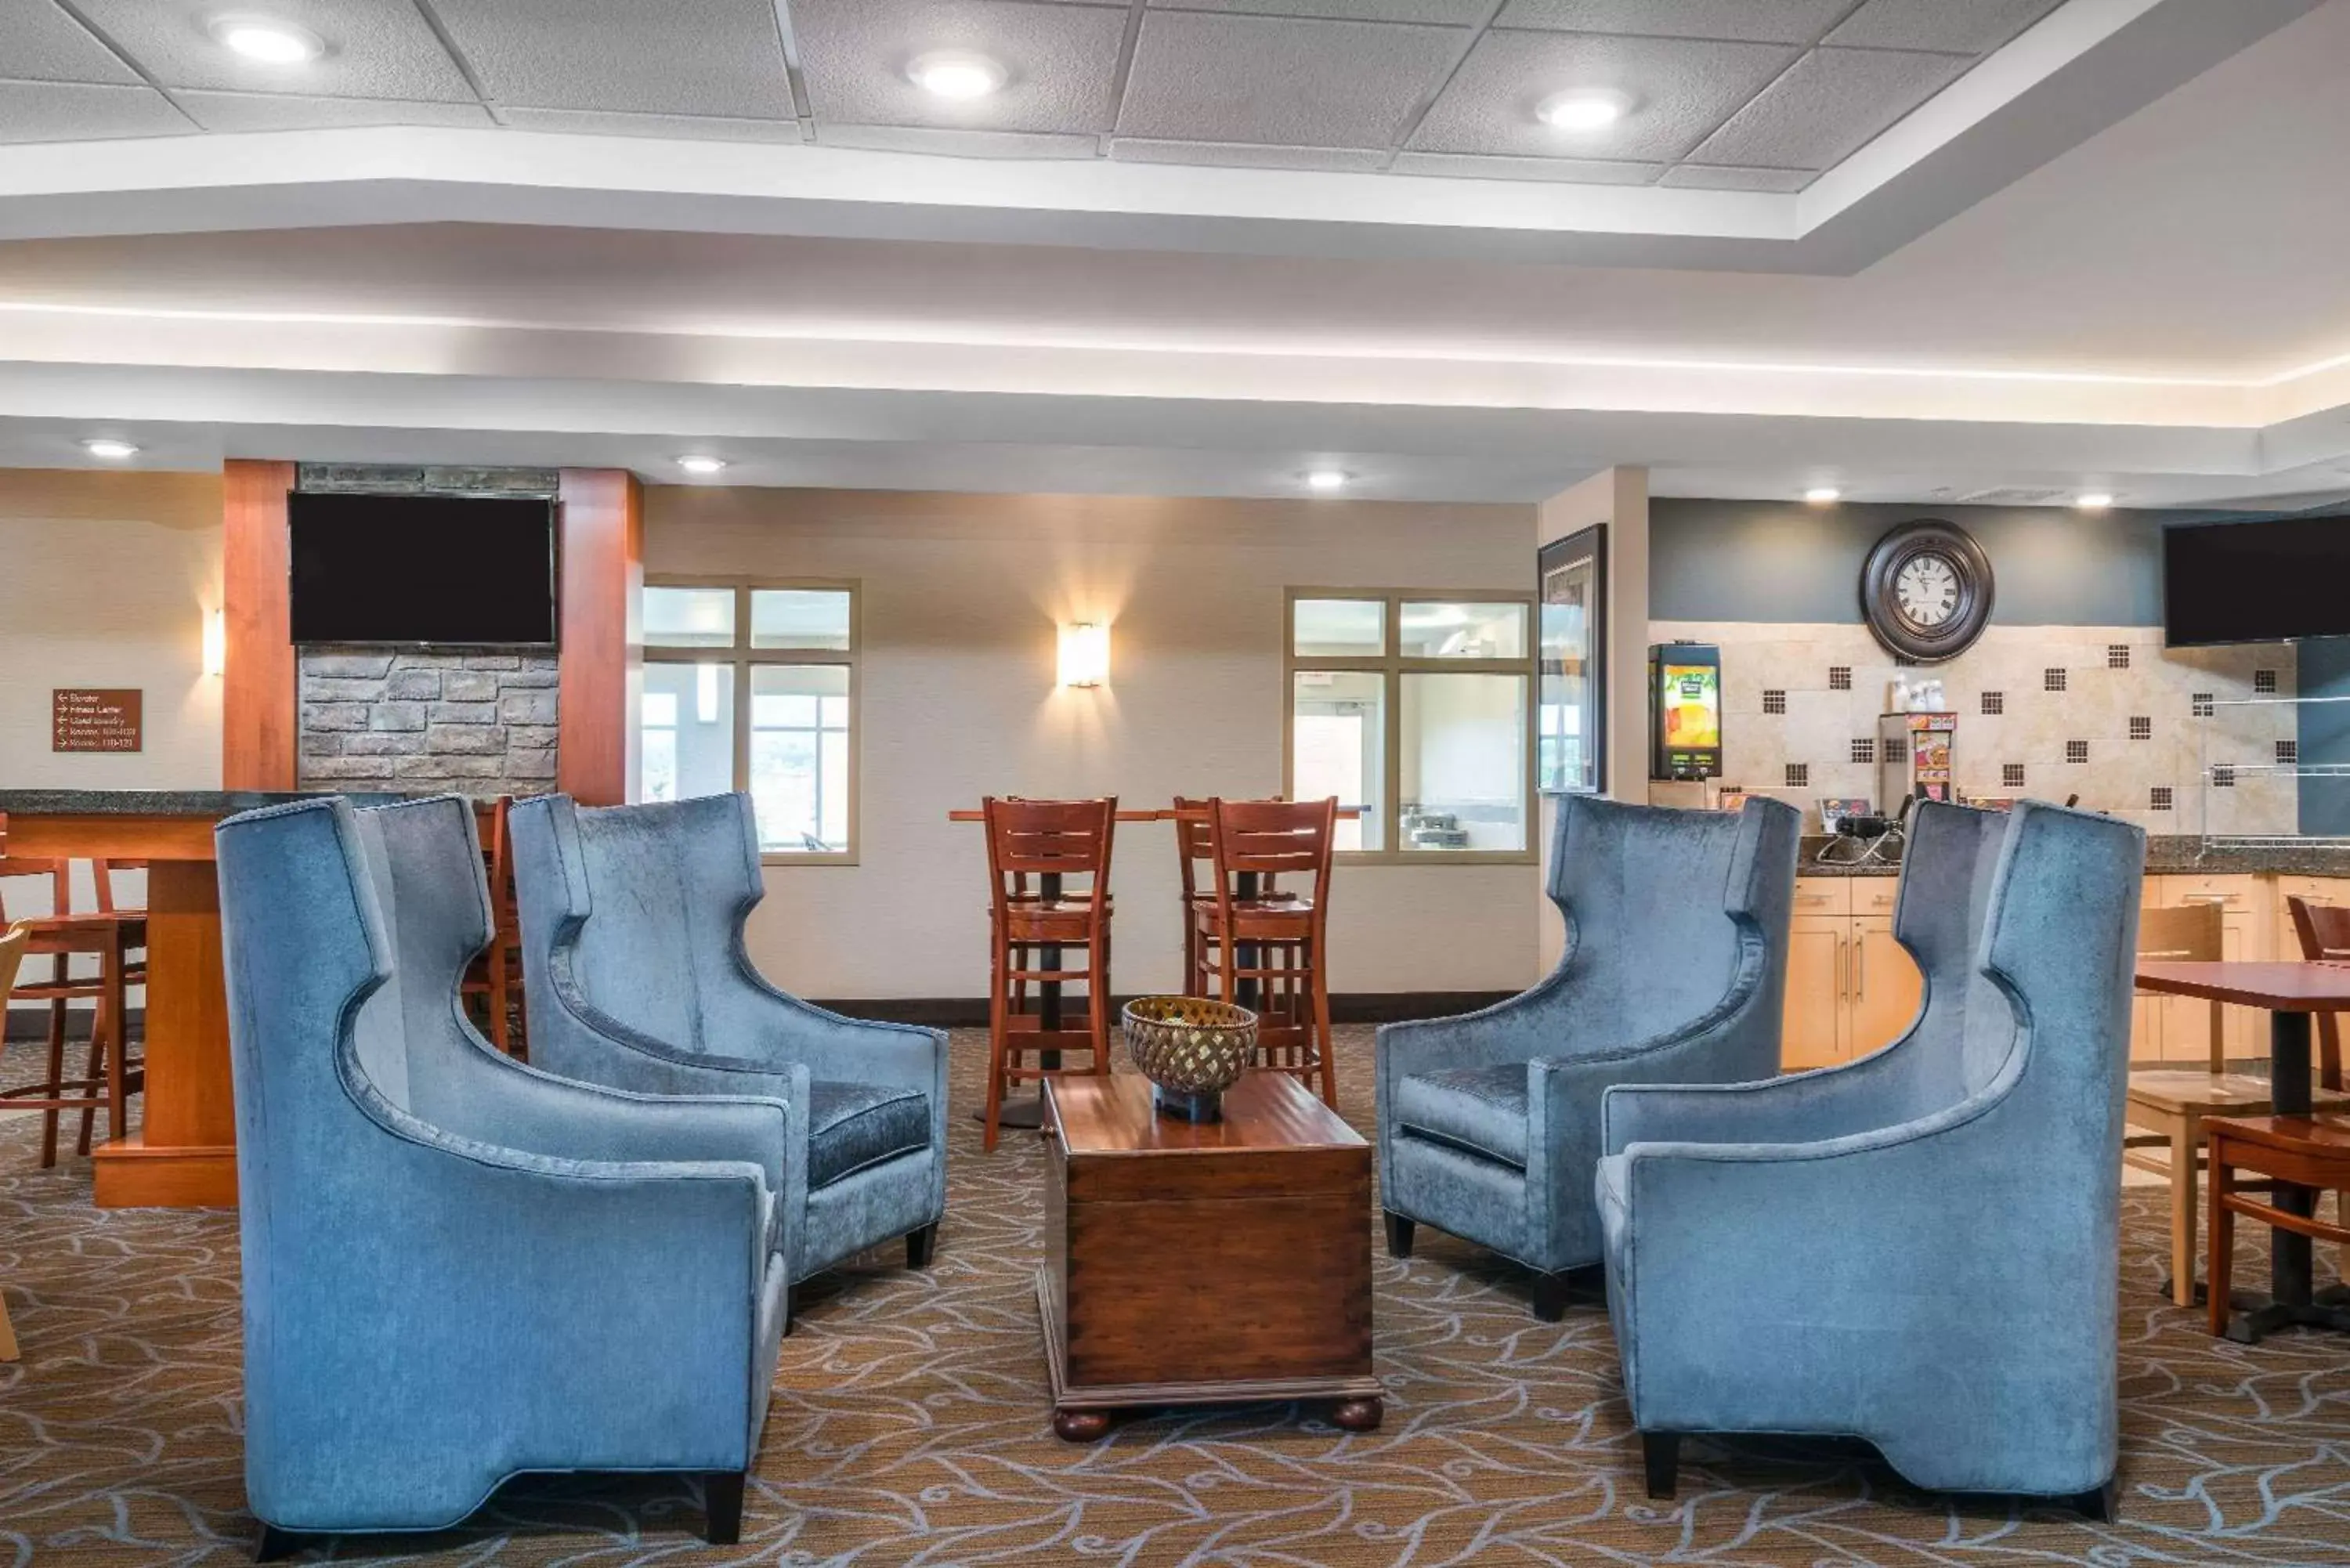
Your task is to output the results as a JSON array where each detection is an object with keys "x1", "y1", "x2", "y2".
[{"x1": 1649, "y1": 642, "x2": 1723, "y2": 781}]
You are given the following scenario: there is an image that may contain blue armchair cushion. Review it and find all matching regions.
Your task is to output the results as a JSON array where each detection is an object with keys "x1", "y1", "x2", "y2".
[
  {"x1": 1392, "y1": 1065, "x2": 1531, "y2": 1169},
  {"x1": 808, "y1": 1080, "x2": 930, "y2": 1190}
]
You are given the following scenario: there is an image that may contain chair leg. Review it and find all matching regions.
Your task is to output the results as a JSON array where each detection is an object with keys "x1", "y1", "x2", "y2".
[
  {"x1": 2169, "y1": 1119, "x2": 2198, "y2": 1310},
  {"x1": 984, "y1": 944, "x2": 1009, "y2": 1154},
  {"x1": 2068, "y1": 1478, "x2": 2119, "y2": 1522},
  {"x1": 906, "y1": 1222, "x2": 938, "y2": 1270},
  {"x1": 1383, "y1": 1211, "x2": 1414, "y2": 1259},
  {"x1": 1310, "y1": 934, "x2": 1336, "y2": 1109},
  {"x1": 1641, "y1": 1432, "x2": 1679, "y2": 1500},
  {"x1": 0, "y1": 1289, "x2": 19, "y2": 1362},
  {"x1": 1094, "y1": 926, "x2": 1114, "y2": 1074},
  {"x1": 75, "y1": 1004, "x2": 106, "y2": 1158},
  {"x1": 703, "y1": 1470, "x2": 747, "y2": 1546},
  {"x1": 2207, "y1": 1138, "x2": 2235, "y2": 1337},
  {"x1": 39, "y1": 999, "x2": 65, "y2": 1169},
  {"x1": 1531, "y1": 1270, "x2": 1573, "y2": 1322},
  {"x1": 486, "y1": 946, "x2": 511, "y2": 1053},
  {"x1": 254, "y1": 1526, "x2": 306, "y2": 1562}
]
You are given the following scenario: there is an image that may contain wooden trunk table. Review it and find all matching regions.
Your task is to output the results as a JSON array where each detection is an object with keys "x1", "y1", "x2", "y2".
[{"x1": 1038, "y1": 1069, "x2": 1379, "y2": 1440}]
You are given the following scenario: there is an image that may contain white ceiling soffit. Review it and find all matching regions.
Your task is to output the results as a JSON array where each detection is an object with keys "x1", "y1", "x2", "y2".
[{"x1": 0, "y1": 0, "x2": 2316, "y2": 274}]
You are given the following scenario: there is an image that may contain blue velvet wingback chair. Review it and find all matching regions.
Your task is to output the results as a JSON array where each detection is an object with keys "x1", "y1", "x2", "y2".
[
  {"x1": 508, "y1": 793, "x2": 949, "y2": 1310},
  {"x1": 1376, "y1": 793, "x2": 1800, "y2": 1319},
  {"x1": 1596, "y1": 800, "x2": 2143, "y2": 1517},
  {"x1": 218, "y1": 795, "x2": 790, "y2": 1557}
]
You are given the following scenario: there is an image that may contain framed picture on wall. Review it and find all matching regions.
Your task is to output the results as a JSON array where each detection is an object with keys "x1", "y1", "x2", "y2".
[{"x1": 1538, "y1": 525, "x2": 1606, "y2": 795}]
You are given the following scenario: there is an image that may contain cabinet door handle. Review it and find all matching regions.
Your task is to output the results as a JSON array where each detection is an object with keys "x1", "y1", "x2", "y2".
[
  {"x1": 1854, "y1": 934, "x2": 1865, "y2": 999},
  {"x1": 1836, "y1": 934, "x2": 1847, "y2": 1000},
  {"x1": 2182, "y1": 892, "x2": 2234, "y2": 905}
]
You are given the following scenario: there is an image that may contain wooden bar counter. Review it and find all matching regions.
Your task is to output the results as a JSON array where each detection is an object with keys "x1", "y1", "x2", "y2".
[{"x1": 0, "y1": 789, "x2": 400, "y2": 1209}]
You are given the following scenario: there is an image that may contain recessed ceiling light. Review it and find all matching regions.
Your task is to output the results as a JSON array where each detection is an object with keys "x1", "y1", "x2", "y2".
[
  {"x1": 907, "y1": 50, "x2": 1006, "y2": 100},
  {"x1": 208, "y1": 14, "x2": 325, "y2": 64},
  {"x1": 1803, "y1": 486, "x2": 1842, "y2": 504},
  {"x1": 1536, "y1": 88, "x2": 1632, "y2": 132},
  {"x1": 81, "y1": 438, "x2": 139, "y2": 460},
  {"x1": 676, "y1": 455, "x2": 728, "y2": 475},
  {"x1": 1305, "y1": 469, "x2": 1348, "y2": 492},
  {"x1": 2075, "y1": 491, "x2": 2114, "y2": 510}
]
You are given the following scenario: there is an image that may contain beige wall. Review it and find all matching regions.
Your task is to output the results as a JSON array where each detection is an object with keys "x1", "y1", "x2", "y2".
[
  {"x1": 0, "y1": 469, "x2": 222, "y2": 925},
  {"x1": 645, "y1": 487, "x2": 1543, "y2": 1000}
]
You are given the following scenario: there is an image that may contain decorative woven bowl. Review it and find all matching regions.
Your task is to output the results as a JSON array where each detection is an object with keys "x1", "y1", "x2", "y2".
[{"x1": 1122, "y1": 995, "x2": 1260, "y2": 1122}]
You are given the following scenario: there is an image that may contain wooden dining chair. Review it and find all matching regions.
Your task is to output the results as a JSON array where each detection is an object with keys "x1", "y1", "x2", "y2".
[
  {"x1": 1195, "y1": 797, "x2": 1339, "y2": 1108},
  {"x1": 2286, "y1": 894, "x2": 2350, "y2": 1277},
  {"x1": 0, "y1": 859, "x2": 143, "y2": 1166},
  {"x1": 2206, "y1": 1113, "x2": 2350, "y2": 1337},
  {"x1": 1173, "y1": 796, "x2": 1216, "y2": 997},
  {"x1": 461, "y1": 797, "x2": 527, "y2": 1057},
  {"x1": 982, "y1": 797, "x2": 1117, "y2": 1151}
]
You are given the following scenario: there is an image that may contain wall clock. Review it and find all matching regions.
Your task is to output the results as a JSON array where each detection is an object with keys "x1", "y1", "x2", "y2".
[{"x1": 1860, "y1": 518, "x2": 1994, "y2": 663}]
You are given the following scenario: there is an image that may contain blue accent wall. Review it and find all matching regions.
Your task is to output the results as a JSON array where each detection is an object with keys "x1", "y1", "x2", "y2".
[
  {"x1": 2298, "y1": 638, "x2": 2350, "y2": 836},
  {"x1": 1649, "y1": 499, "x2": 2167, "y2": 625}
]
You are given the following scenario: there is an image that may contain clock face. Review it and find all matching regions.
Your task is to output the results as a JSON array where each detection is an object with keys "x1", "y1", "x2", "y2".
[
  {"x1": 1859, "y1": 519, "x2": 1994, "y2": 663},
  {"x1": 1893, "y1": 551, "x2": 1961, "y2": 628}
]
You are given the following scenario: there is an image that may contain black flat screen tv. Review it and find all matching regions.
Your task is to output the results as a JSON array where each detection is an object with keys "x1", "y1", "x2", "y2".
[
  {"x1": 2164, "y1": 513, "x2": 2350, "y2": 647},
  {"x1": 288, "y1": 492, "x2": 558, "y2": 646}
]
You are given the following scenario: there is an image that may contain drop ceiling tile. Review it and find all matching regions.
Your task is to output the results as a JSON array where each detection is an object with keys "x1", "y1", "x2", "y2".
[
  {"x1": 1147, "y1": 0, "x2": 1494, "y2": 20},
  {"x1": 67, "y1": 0, "x2": 476, "y2": 101},
  {"x1": 793, "y1": 0, "x2": 1129, "y2": 135},
  {"x1": 819, "y1": 124, "x2": 1098, "y2": 158},
  {"x1": 1119, "y1": 12, "x2": 1464, "y2": 147},
  {"x1": 175, "y1": 92, "x2": 496, "y2": 132},
  {"x1": 428, "y1": 0, "x2": 791, "y2": 118},
  {"x1": 1826, "y1": 0, "x2": 2066, "y2": 54},
  {"x1": 1687, "y1": 45, "x2": 1967, "y2": 170},
  {"x1": 1113, "y1": 138, "x2": 1394, "y2": 172},
  {"x1": 1390, "y1": 150, "x2": 1663, "y2": 183},
  {"x1": 0, "y1": 3, "x2": 140, "y2": 85},
  {"x1": 1659, "y1": 163, "x2": 1815, "y2": 191},
  {"x1": 499, "y1": 107, "x2": 804, "y2": 143},
  {"x1": 1494, "y1": 0, "x2": 1855, "y2": 44},
  {"x1": 1410, "y1": 31, "x2": 1798, "y2": 161},
  {"x1": 0, "y1": 81, "x2": 191, "y2": 143}
]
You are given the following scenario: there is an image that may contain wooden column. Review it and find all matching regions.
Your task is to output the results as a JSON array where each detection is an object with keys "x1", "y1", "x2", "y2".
[
  {"x1": 556, "y1": 469, "x2": 643, "y2": 805},
  {"x1": 222, "y1": 460, "x2": 297, "y2": 789}
]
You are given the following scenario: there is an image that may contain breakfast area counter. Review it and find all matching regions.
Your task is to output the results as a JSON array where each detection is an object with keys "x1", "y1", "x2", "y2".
[{"x1": 1798, "y1": 834, "x2": 2350, "y2": 877}]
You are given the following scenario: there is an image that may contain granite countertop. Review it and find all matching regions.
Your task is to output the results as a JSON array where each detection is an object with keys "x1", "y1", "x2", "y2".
[
  {"x1": 1802, "y1": 833, "x2": 2350, "y2": 878},
  {"x1": 0, "y1": 789, "x2": 418, "y2": 816}
]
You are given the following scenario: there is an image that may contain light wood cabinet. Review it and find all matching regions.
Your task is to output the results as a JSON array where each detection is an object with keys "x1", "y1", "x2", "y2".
[
  {"x1": 1778, "y1": 878, "x2": 1922, "y2": 1070},
  {"x1": 2147, "y1": 874, "x2": 2263, "y2": 1064}
]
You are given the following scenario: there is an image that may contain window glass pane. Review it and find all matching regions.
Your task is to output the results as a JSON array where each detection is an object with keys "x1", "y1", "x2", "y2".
[
  {"x1": 752, "y1": 588, "x2": 852, "y2": 651},
  {"x1": 1400, "y1": 672, "x2": 1528, "y2": 852},
  {"x1": 1292, "y1": 598, "x2": 1385, "y2": 658},
  {"x1": 638, "y1": 662, "x2": 733, "y2": 804},
  {"x1": 751, "y1": 664, "x2": 852, "y2": 853},
  {"x1": 1400, "y1": 601, "x2": 1528, "y2": 659},
  {"x1": 1292, "y1": 670, "x2": 1385, "y2": 851},
  {"x1": 643, "y1": 586, "x2": 736, "y2": 648}
]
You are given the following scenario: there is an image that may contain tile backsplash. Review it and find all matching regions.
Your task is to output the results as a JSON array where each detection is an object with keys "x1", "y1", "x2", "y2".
[{"x1": 1650, "y1": 621, "x2": 2296, "y2": 836}]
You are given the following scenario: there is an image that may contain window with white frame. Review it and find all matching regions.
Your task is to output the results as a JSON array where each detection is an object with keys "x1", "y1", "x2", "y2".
[
  {"x1": 640, "y1": 580, "x2": 859, "y2": 859},
  {"x1": 1285, "y1": 590, "x2": 1535, "y2": 860}
]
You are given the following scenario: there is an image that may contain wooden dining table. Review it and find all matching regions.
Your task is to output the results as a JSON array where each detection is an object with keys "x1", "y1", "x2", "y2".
[
  {"x1": 2133, "y1": 959, "x2": 2350, "y2": 1341},
  {"x1": 949, "y1": 803, "x2": 1355, "y2": 1129}
]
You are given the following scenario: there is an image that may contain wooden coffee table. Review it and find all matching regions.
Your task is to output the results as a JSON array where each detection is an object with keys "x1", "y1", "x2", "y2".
[{"x1": 1039, "y1": 1070, "x2": 1380, "y2": 1440}]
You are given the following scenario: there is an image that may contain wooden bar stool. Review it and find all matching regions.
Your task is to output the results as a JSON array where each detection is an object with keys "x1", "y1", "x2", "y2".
[
  {"x1": 982, "y1": 797, "x2": 1117, "y2": 1152},
  {"x1": 2206, "y1": 1114, "x2": 2350, "y2": 1337},
  {"x1": 1195, "y1": 797, "x2": 1338, "y2": 1108},
  {"x1": 461, "y1": 797, "x2": 527, "y2": 1057},
  {"x1": 0, "y1": 921, "x2": 23, "y2": 1362},
  {"x1": 0, "y1": 858, "x2": 143, "y2": 1166}
]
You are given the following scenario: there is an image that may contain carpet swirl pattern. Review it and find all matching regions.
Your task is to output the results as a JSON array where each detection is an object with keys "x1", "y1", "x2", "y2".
[{"x1": 4, "y1": 1028, "x2": 2349, "y2": 1566}]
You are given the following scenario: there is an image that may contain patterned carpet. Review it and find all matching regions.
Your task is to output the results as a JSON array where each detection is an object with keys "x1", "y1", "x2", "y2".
[{"x1": 5, "y1": 1026, "x2": 2350, "y2": 1567}]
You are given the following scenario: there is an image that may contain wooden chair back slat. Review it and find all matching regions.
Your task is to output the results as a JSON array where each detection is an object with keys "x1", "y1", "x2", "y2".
[
  {"x1": 1208, "y1": 797, "x2": 1336, "y2": 897},
  {"x1": 2135, "y1": 903, "x2": 2223, "y2": 963},
  {"x1": 983, "y1": 797, "x2": 1116, "y2": 899},
  {"x1": 1173, "y1": 795, "x2": 1213, "y2": 901},
  {"x1": 2287, "y1": 895, "x2": 2348, "y2": 1090}
]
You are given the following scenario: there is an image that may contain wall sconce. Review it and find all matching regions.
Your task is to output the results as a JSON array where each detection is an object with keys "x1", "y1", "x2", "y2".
[
  {"x1": 202, "y1": 609, "x2": 226, "y2": 677},
  {"x1": 1058, "y1": 622, "x2": 1109, "y2": 688}
]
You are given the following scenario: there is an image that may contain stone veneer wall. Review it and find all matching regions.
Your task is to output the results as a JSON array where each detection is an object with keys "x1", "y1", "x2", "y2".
[
  {"x1": 297, "y1": 650, "x2": 559, "y2": 796},
  {"x1": 1649, "y1": 621, "x2": 2298, "y2": 837}
]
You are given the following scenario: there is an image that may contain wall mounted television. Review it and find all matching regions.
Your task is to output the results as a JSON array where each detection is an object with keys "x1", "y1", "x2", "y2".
[
  {"x1": 288, "y1": 491, "x2": 558, "y2": 646},
  {"x1": 2163, "y1": 512, "x2": 2350, "y2": 647}
]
